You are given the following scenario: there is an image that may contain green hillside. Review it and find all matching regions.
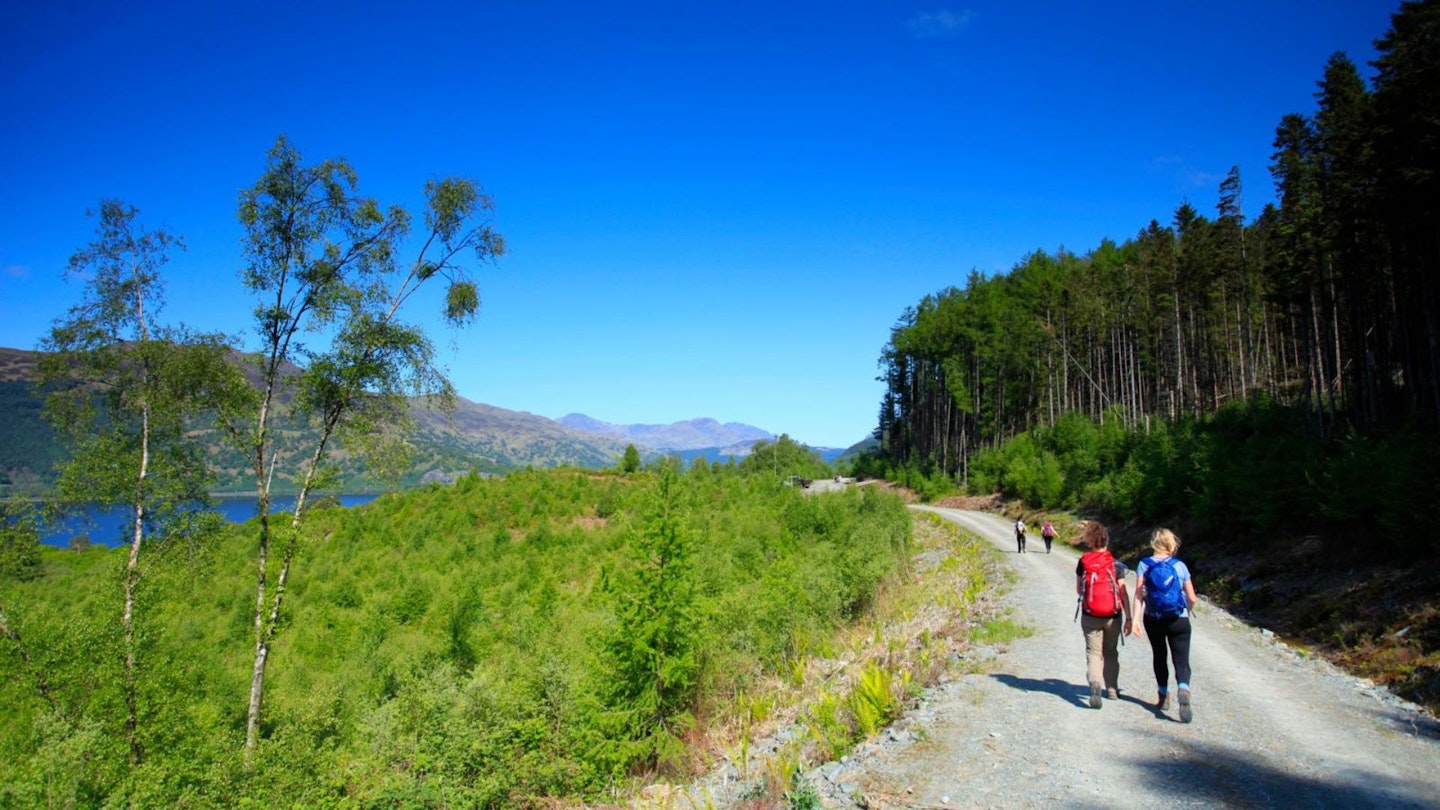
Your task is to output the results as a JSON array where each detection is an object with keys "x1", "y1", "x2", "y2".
[
  {"x1": 0, "y1": 346, "x2": 627, "y2": 496},
  {"x1": 0, "y1": 465, "x2": 992, "y2": 807},
  {"x1": 0, "y1": 380, "x2": 60, "y2": 491}
]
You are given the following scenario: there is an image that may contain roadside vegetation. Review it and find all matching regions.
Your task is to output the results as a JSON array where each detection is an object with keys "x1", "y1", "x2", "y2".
[{"x1": 0, "y1": 463, "x2": 1009, "y2": 807}]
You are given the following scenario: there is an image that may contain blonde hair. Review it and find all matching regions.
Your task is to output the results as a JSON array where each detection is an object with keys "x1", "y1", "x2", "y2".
[
  {"x1": 1081, "y1": 521, "x2": 1110, "y2": 550},
  {"x1": 1151, "y1": 528, "x2": 1180, "y2": 556}
]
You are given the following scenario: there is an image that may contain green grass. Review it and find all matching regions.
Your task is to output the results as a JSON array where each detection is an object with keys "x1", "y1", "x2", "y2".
[
  {"x1": 0, "y1": 466, "x2": 927, "y2": 807},
  {"x1": 972, "y1": 615, "x2": 1032, "y2": 645}
]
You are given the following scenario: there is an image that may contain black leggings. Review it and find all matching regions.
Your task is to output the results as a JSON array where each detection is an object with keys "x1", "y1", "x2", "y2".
[{"x1": 1142, "y1": 614, "x2": 1192, "y2": 689}]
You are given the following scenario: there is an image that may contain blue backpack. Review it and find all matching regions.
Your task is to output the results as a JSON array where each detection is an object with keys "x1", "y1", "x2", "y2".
[{"x1": 1143, "y1": 557, "x2": 1187, "y2": 617}]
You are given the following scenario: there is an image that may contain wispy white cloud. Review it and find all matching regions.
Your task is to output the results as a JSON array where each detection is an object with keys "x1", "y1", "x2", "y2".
[
  {"x1": 906, "y1": 9, "x2": 974, "y2": 39},
  {"x1": 1150, "y1": 157, "x2": 1223, "y2": 192},
  {"x1": 1186, "y1": 169, "x2": 1225, "y2": 190},
  {"x1": 4, "y1": 265, "x2": 30, "y2": 279}
]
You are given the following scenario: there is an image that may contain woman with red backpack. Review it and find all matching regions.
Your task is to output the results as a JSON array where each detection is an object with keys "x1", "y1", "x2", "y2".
[
  {"x1": 1131, "y1": 528, "x2": 1198, "y2": 722},
  {"x1": 1075, "y1": 521, "x2": 1132, "y2": 709}
]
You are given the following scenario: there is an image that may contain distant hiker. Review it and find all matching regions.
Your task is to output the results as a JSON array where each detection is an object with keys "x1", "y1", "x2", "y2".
[
  {"x1": 1041, "y1": 520, "x2": 1056, "y2": 553},
  {"x1": 1131, "y1": 528, "x2": 1198, "y2": 722},
  {"x1": 1075, "y1": 521, "x2": 1131, "y2": 708},
  {"x1": 1014, "y1": 518, "x2": 1027, "y2": 553}
]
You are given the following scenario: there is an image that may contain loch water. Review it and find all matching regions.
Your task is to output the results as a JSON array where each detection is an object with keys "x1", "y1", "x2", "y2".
[{"x1": 37, "y1": 493, "x2": 379, "y2": 548}]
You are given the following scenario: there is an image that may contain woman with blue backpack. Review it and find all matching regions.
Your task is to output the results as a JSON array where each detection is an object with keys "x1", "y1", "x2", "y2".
[{"x1": 1131, "y1": 528, "x2": 1199, "y2": 722}]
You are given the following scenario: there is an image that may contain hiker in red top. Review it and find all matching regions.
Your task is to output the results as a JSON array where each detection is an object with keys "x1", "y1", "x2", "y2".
[{"x1": 1075, "y1": 521, "x2": 1131, "y2": 709}]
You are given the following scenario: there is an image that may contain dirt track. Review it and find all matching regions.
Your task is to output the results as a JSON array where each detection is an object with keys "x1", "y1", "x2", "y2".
[{"x1": 805, "y1": 507, "x2": 1440, "y2": 809}]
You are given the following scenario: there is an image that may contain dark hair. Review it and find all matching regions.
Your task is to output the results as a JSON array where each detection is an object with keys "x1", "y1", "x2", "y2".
[{"x1": 1082, "y1": 521, "x2": 1110, "y2": 550}]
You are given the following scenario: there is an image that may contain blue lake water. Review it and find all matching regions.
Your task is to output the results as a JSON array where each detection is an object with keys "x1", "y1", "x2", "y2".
[{"x1": 37, "y1": 493, "x2": 379, "y2": 548}]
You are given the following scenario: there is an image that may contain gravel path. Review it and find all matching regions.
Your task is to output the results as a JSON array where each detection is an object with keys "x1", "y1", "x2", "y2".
[{"x1": 805, "y1": 507, "x2": 1440, "y2": 809}]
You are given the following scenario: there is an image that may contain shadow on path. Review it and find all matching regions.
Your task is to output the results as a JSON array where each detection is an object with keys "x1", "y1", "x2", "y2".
[
  {"x1": 991, "y1": 673, "x2": 1082, "y2": 709},
  {"x1": 991, "y1": 673, "x2": 1176, "y2": 716},
  {"x1": 1124, "y1": 741, "x2": 1437, "y2": 809}
]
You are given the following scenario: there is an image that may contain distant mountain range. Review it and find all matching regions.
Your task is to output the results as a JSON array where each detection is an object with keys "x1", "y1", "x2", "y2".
[
  {"x1": 557, "y1": 414, "x2": 772, "y2": 454},
  {"x1": 0, "y1": 346, "x2": 862, "y2": 492},
  {"x1": 556, "y1": 413, "x2": 853, "y2": 464}
]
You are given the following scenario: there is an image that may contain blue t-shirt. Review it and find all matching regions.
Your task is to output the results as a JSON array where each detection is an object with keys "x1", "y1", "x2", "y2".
[{"x1": 1135, "y1": 556, "x2": 1191, "y2": 618}]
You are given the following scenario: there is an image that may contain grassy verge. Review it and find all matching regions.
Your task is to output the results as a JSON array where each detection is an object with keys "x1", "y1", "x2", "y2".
[{"x1": 648, "y1": 510, "x2": 1015, "y2": 809}]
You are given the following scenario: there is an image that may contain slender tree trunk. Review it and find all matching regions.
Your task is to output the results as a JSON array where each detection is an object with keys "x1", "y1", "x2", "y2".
[
  {"x1": 123, "y1": 282, "x2": 154, "y2": 768},
  {"x1": 123, "y1": 398, "x2": 148, "y2": 767},
  {"x1": 1236, "y1": 300, "x2": 1249, "y2": 400},
  {"x1": 1173, "y1": 292, "x2": 1183, "y2": 419},
  {"x1": 1280, "y1": 304, "x2": 1289, "y2": 391},
  {"x1": 1310, "y1": 287, "x2": 1329, "y2": 438},
  {"x1": 1187, "y1": 305, "x2": 1200, "y2": 415},
  {"x1": 1129, "y1": 327, "x2": 1140, "y2": 422},
  {"x1": 244, "y1": 385, "x2": 275, "y2": 755},
  {"x1": 245, "y1": 509, "x2": 271, "y2": 754},
  {"x1": 960, "y1": 420, "x2": 969, "y2": 488},
  {"x1": 1062, "y1": 315, "x2": 1071, "y2": 414},
  {"x1": 942, "y1": 392, "x2": 951, "y2": 476},
  {"x1": 1240, "y1": 218, "x2": 1256, "y2": 395},
  {"x1": 1261, "y1": 300, "x2": 1276, "y2": 394},
  {"x1": 1219, "y1": 279, "x2": 1235, "y2": 403},
  {"x1": 245, "y1": 414, "x2": 338, "y2": 754},
  {"x1": 1328, "y1": 274, "x2": 1344, "y2": 423}
]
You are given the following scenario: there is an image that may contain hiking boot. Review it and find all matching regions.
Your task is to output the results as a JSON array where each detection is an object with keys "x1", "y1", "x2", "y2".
[
  {"x1": 1089, "y1": 682, "x2": 1102, "y2": 709},
  {"x1": 1157, "y1": 692, "x2": 1171, "y2": 711},
  {"x1": 1177, "y1": 687, "x2": 1192, "y2": 723},
  {"x1": 1106, "y1": 687, "x2": 1119, "y2": 700}
]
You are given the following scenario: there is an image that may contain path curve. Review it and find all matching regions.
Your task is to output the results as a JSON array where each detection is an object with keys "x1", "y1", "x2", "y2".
[{"x1": 809, "y1": 507, "x2": 1440, "y2": 809}]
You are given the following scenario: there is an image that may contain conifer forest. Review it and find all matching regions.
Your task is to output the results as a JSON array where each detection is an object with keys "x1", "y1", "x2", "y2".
[{"x1": 870, "y1": 3, "x2": 1439, "y2": 547}]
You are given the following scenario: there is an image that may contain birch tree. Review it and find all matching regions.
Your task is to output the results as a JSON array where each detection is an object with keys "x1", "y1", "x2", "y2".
[
  {"x1": 229, "y1": 136, "x2": 504, "y2": 753},
  {"x1": 38, "y1": 201, "x2": 243, "y2": 766}
]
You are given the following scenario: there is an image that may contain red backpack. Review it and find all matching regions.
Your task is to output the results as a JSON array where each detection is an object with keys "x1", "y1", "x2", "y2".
[{"x1": 1080, "y1": 550, "x2": 1121, "y2": 617}]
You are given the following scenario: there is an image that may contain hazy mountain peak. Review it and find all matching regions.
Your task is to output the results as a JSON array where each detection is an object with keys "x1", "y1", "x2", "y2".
[{"x1": 557, "y1": 413, "x2": 773, "y2": 452}]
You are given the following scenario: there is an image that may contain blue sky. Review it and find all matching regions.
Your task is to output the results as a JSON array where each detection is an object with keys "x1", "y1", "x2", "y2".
[{"x1": 0, "y1": 1, "x2": 1398, "y2": 448}]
